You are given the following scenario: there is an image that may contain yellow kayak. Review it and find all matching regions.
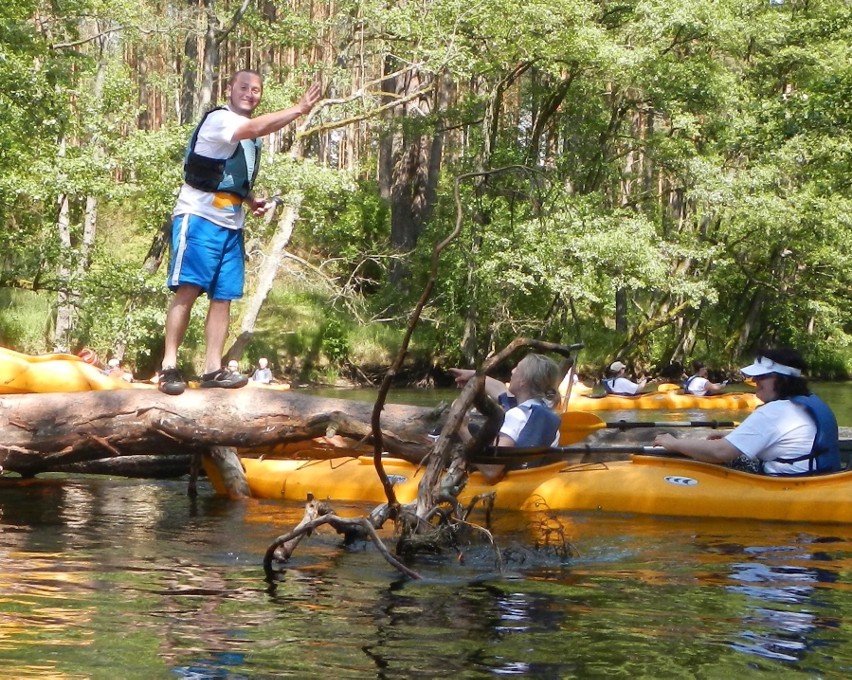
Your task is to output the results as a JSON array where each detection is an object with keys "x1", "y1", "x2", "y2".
[
  {"x1": 566, "y1": 391, "x2": 761, "y2": 412},
  {"x1": 0, "y1": 346, "x2": 148, "y2": 394},
  {"x1": 203, "y1": 453, "x2": 852, "y2": 524}
]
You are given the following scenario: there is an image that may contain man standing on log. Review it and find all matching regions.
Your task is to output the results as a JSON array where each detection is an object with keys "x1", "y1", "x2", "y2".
[{"x1": 159, "y1": 70, "x2": 322, "y2": 395}]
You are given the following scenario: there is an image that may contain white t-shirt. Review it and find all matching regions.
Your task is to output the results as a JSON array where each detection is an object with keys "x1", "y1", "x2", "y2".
[
  {"x1": 500, "y1": 399, "x2": 560, "y2": 447},
  {"x1": 173, "y1": 107, "x2": 251, "y2": 230},
  {"x1": 724, "y1": 400, "x2": 817, "y2": 475},
  {"x1": 607, "y1": 377, "x2": 641, "y2": 395},
  {"x1": 686, "y1": 376, "x2": 710, "y2": 396}
]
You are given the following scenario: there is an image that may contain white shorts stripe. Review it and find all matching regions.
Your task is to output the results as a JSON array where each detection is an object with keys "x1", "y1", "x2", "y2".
[{"x1": 169, "y1": 214, "x2": 190, "y2": 288}]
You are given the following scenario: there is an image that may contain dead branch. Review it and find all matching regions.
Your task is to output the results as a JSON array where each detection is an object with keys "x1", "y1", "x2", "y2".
[{"x1": 263, "y1": 506, "x2": 422, "y2": 581}]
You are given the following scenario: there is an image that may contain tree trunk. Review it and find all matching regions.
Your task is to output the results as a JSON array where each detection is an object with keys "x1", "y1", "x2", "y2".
[
  {"x1": 387, "y1": 70, "x2": 444, "y2": 288},
  {"x1": 0, "y1": 389, "x2": 443, "y2": 477},
  {"x1": 180, "y1": 2, "x2": 199, "y2": 125},
  {"x1": 198, "y1": 0, "x2": 220, "y2": 114},
  {"x1": 53, "y1": 188, "x2": 73, "y2": 352},
  {"x1": 227, "y1": 194, "x2": 303, "y2": 360}
]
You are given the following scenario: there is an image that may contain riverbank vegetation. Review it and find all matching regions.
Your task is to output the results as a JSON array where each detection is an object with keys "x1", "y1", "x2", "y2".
[{"x1": 1, "y1": 0, "x2": 850, "y2": 384}]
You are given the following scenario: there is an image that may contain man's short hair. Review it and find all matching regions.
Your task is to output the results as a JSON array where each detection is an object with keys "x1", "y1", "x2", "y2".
[{"x1": 229, "y1": 69, "x2": 263, "y2": 86}]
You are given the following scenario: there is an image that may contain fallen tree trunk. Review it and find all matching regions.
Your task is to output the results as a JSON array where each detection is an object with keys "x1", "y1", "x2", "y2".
[
  {"x1": 52, "y1": 454, "x2": 194, "y2": 478},
  {"x1": 0, "y1": 388, "x2": 445, "y2": 477}
]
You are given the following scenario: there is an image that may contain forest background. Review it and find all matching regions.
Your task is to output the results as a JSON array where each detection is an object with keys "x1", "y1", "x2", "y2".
[{"x1": 1, "y1": 0, "x2": 850, "y2": 387}]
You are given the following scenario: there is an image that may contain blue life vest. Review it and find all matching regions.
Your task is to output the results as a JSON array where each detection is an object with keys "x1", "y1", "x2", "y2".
[
  {"x1": 682, "y1": 375, "x2": 698, "y2": 392},
  {"x1": 183, "y1": 107, "x2": 262, "y2": 199},
  {"x1": 497, "y1": 394, "x2": 561, "y2": 447},
  {"x1": 773, "y1": 394, "x2": 840, "y2": 473},
  {"x1": 515, "y1": 403, "x2": 561, "y2": 448}
]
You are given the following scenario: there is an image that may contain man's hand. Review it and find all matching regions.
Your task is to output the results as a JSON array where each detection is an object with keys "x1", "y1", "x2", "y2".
[
  {"x1": 247, "y1": 195, "x2": 275, "y2": 217},
  {"x1": 298, "y1": 81, "x2": 323, "y2": 116}
]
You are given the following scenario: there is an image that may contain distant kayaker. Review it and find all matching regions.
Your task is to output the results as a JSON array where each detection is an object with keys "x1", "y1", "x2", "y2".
[
  {"x1": 602, "y1": 360, "x2": 647, "y2": 396},
  {"x1": 654, "y1": 348, "x2": 840, "y2": 475},
  {"x1": 450, "y1": 353, "x2": 562, "y2": 448},
  {"x1": 252, "y1": 357, "x2": 273, "y2": 384},
  {"x1": 683, "y1": 360, "x2": 726, "y2": 396}
]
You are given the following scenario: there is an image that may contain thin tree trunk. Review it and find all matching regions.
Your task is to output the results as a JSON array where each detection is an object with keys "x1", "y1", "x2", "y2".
[
  {"x1": 53, "y1": 187, "x2": 73, "y2": 352},
  {"x1": 227, "y1": 194, "x2": 303, "y2": 360}
]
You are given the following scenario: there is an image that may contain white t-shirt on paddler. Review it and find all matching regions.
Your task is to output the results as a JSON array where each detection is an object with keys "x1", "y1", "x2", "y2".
[{"x1": 724, "y1": 400, "x2": 817, "y2": 475}]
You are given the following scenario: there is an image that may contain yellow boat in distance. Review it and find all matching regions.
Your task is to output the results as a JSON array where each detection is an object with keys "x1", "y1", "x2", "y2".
[
  {"x1": 565, "y1": 391, "x2": 761, "y2": 412},
  {"x1": 203, "y1": 453, "x2": 852, "y2": 524},
  {"x1": 0, "y1": 346, "x2": 150, "y2": 394}
]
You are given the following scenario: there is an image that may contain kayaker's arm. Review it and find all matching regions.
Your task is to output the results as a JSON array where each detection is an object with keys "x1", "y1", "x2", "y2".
[
  {"x1": 653, "y1": 433, "x2": 741, "y2": 464},
  {"x1": 449, "y1": 368, "x2": 507, "y2": 400}
]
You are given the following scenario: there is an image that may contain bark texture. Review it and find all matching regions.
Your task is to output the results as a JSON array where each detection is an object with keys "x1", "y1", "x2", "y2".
[{"x1": 0, "y1": 389, "x2": 444, "y2": 477}]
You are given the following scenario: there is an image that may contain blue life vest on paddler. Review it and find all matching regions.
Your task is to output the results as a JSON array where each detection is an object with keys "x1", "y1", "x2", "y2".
[
  {"x1": 498, "y1": 394, "x2": 561, "y2": 447},
  {"x1": 183, "y1": 107, "x2": 262, "y2": 198},
  {"x1": 772, "y1": 394, "x2": 840, "y2": 473},
  {"x1": 682, "y1": 375, "x2": 698, "y2": 392}
]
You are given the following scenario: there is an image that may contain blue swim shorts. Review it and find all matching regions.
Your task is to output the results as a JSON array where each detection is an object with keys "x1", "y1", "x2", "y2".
[{"x1": 167, "y1": 214, "x2": 245, "y2": 300}]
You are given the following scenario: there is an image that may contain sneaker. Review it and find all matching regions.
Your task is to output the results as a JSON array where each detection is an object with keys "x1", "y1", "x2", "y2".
[
  {"x1": 199, "y1": 366, "x2": 248, "y2": 389},
  {"x1": 158, "y1": 367, "x2": 186, "y2": 395}
]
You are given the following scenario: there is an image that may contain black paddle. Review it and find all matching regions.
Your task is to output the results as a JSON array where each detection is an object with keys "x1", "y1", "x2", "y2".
[{"x1": 469, "y1": 443, "x2": 678, "y2": 466}]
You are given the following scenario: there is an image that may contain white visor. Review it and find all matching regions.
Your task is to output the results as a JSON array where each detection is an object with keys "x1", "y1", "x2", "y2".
[{"x1": 740, "y1": 356, "x2": 802, "y2": 378}]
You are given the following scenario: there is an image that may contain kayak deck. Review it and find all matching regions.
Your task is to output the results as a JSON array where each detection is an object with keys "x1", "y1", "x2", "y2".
[
  {"x1": 566, "y1": 391, "x2": 761, "y2": 412},
  {"x1": 209, "y1": 454, "x2": 852, "y2": 524}
]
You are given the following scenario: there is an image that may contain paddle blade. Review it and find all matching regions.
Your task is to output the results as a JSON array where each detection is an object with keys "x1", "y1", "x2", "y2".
[{"x1": 559, "y1": 411, "x2": 607, "y2": 444}]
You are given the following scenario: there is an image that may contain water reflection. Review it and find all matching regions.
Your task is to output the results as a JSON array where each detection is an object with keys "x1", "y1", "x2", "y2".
[
  {"x1": 723, "y1": 540, "x2": 845, "y2": 663},
  {"x1": 4, "y1": 479, "x2": 852, "y2": 676}
]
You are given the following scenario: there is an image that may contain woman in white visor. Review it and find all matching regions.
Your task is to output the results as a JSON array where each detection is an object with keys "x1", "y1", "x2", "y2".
[{"x1": 654, "y1": 348, "x2": 840, "y2": 475}]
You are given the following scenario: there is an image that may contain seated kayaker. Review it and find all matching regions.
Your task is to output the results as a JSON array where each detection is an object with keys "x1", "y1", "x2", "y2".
[
  {"x1": 683, "y1": 360, "x2": 726, "y2": 396},
  {"x1": 450, "y1": 353, "x2": 562, "y2": 448},
  {"x1": 654, "y1": 348, "x2": 840, "y2": 475},
  {"x1": 602, "y1": 360, "x2": 647, "y2": 396}
]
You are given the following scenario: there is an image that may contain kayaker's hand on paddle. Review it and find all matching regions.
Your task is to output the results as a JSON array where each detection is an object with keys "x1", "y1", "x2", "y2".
[
  {"x1": 653, "y1": 433, "x2": 678, "y2": 451},
  {"x1": 449, "y1": 368, "x2": 475, "y2": 387}
]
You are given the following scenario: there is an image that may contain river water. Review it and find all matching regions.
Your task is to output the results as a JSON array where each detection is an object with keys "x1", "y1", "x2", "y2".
[{"x1": 2, "y1": 383, "x2": 852, "y2": 677}]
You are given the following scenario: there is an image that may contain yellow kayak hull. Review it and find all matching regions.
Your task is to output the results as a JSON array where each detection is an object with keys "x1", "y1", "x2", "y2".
[
  {"x1": 0, "y1": 346, "x2": 148, "y2": 394},
  {"x1": 566, "y1": 391, "x2": 761, "y2": 412},
  {"x1": 207, "y1": 454, "x2": 852, "y2": 524}
]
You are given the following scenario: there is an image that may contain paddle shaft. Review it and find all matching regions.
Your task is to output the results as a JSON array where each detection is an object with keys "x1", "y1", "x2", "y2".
[
  {"x1": 469, "y1": 444, "x2": 679, "y2": 466},
  {"x1": 606, "y1": 420, "x2": 736, "y2": 429},
  {"x1": 558, "y1": 411, "x2": 737, "y2": 445}
]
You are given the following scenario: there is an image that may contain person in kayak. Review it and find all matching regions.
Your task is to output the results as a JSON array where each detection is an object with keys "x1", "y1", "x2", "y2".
[
  {"x1": 683, "y1": 360, "x2": 726, "y2": 396},
  {"x1": 602, "y1": 360, "x2": 647, "y2": 395},
  {"x1": 450, "y1": 353, "x2": 562, "y2": 448},
  {"x1": 654, "y1": 348, "x2": 840, "y2": 475}
]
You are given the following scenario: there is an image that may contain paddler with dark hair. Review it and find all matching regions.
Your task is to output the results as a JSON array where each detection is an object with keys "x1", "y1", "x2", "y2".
[{"x1": 654, "y1": 348, "x2": 840, "y2": 475}]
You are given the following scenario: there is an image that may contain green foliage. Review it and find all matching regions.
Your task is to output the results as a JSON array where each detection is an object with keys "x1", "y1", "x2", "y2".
[
  {"x1": 320, "y1": 317, "x2": 350, "y2": 364},
  {"x1": 0, "y1": 289, "x2": 52, "y2": 352},
  {"x1": 0, "y1": 0, "x2": 849, "y2": 381}
]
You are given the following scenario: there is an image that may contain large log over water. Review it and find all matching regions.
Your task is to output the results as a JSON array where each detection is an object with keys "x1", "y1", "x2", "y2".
[{"x1": 0, "y1": 388, "x2": 445, "y2": 477}]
